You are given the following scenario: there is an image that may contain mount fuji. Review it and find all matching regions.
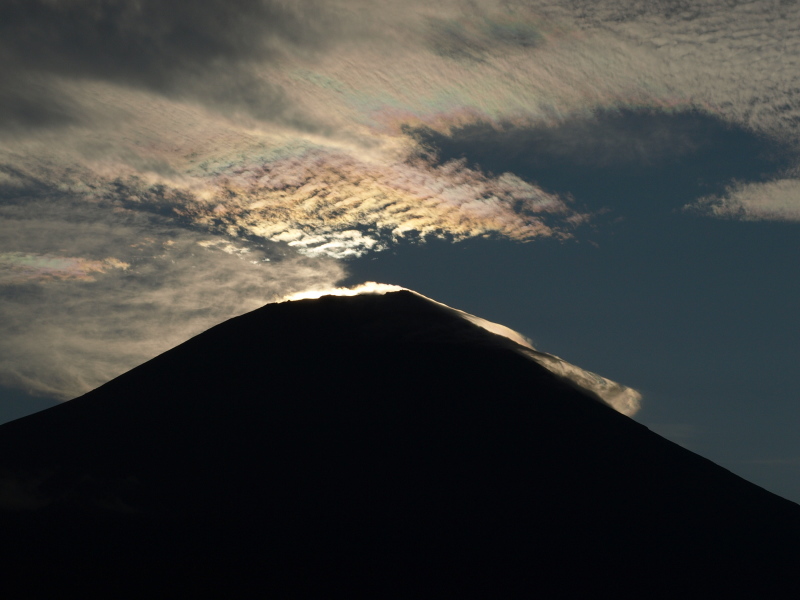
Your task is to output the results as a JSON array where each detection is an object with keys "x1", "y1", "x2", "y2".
[{"x1": 1, "y1": 289, "x2": 798, "y2": 595}]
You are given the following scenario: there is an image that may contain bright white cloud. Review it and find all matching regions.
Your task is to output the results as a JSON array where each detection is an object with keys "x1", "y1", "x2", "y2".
[
  {"x1": 280, "y1": 281, "x2": 404, "y2": 301},
  {"x1": 521, "y1": 349, "x2": 642, "y2": 416}
]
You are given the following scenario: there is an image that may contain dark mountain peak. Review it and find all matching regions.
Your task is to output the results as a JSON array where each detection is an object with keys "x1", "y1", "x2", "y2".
[
  {"x1": 242, "y1": 289, "x2": 640, "y2": 415},
  {"x1": 237, "y1": 288, "x2": 528, "y2": 352},
  {"x1": 1, "y1": 288, "x2": 798, "y2": 595}
]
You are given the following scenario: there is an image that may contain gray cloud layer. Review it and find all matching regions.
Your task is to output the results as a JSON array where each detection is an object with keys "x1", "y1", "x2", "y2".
[
  {"x1": 0, "y1": 0, "x2": 345, "y2": 127},
  {"x1": 0, "y1": 192, "x2": 344, "y2": 398}
]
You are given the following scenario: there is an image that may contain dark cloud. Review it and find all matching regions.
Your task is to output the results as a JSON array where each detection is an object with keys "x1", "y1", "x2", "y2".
[
  {"x1": 0, "y1": 0, "x2": 340, "y2": 126},
  {"x1": 426, "y1": 11, "x2": 544, "y2": 62},
  {"x1": 483, "y1": 19, "x2": 543, "y2": 47},
  {"x1": 411, "y1": 110, "x2": 747, "y2": 168},
  {"x1": 0, "y1": 0, "x2": 331, "y2": 87},
  {"x1": 0, "y1": 165, "x2": 55, "y2": 198},
  {"x1": 0, "y1": 77, "x2": 83, "y2": 133}
]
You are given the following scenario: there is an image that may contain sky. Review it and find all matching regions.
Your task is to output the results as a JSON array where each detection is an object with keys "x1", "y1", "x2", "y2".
[{"x1": 1, "y1": 0, "x2": 799, "y2": 501}]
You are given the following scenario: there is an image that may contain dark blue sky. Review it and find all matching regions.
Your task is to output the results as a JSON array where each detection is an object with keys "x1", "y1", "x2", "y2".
[{"x1": 343, "y1": 111, "x2": 800, "y2": 502}]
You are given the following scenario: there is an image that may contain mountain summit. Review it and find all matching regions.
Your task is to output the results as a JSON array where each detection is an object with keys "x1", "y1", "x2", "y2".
[{"x1": 1, "y1": 290, "x2": 798, "y2": 595}]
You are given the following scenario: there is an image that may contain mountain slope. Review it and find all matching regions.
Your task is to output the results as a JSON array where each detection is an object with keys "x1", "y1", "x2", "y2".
[{"x1": 1, "y1": 290, "x2": 798, "y2": 595}]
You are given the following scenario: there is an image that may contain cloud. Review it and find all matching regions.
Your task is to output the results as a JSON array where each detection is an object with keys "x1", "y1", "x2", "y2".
[
  {"x1": 0, "y1": 194, "x2": 345, "y2": 399},
  {"x1": 0, "y1": 75, "x2": 86, "y2": 134},
  {"x1": 170, "y1": 148, "x2": 577, "y2": 258},
  {"x1": 550, "y1": 0, "x2": 800, "y2": 140},
  {"x1": 0, "y1": 0, "x2": 335, "y2": 88},
  {"x1": 520, "y1": 349, "x2": 642, "y2": 416},
  {"x1": 6, "y1": 0, "x2": 799, "y2": 236},
  {"x1": 1, "y1": 124, "x2": 580, "y2": 260},
  {"x1": 422, "y1": 289, "x2": 642, "y2": 415},
  {"x1": 689, "y1": 178, "x2": 800, "y2": 222},
  {"x1": 2, "y1": 0, "x2": 799, "y2": 405},
  {"x1": 442, "y1": 295, "x2": 642, "y2": 416},
  {"x1": 0, "y1": 252, "x2": 129, "y2": 285},
  {"x1": 409, "y1": 110, "x2": 724, "y2": 171},
  {"x1": 5, "y1": 0, "x2": 800, "y2": 139},
  {"x1": 280, "y1": 281, "x2": 405, "y2": 301}
]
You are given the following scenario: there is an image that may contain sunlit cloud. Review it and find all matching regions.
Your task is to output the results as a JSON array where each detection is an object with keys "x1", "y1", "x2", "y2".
[
  {"x1": 5, "y1": 0, "x2": 798, "y2": 242},
  {"x1": 520, "y1": 349, "x2": 642, "y2": 416},
  {"x1": 0, "y1": 198, "x2": 345, "y2": 399},
  {"x1": 428, "y1": 290, "x2": 642, "y2": 416},
  {"x1": 173, "y1": 148, "x2": 576, "y2": 258}
]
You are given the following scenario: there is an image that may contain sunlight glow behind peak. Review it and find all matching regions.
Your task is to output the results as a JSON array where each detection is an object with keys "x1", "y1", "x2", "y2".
[
  {"x1": 280, "y1": 282, "x2": 406, "y2": 301},
  {"x1": 279, "y1": 282, "x2": 641, "y2": 416}
]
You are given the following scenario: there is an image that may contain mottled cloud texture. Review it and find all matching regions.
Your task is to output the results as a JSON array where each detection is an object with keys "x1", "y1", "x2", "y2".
[{"x1": 1, "y1": 0, "x2": 798, "y2": 400}]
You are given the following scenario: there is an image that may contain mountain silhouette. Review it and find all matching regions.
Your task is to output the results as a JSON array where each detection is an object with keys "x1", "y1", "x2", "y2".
[{"x1": 1, "y1": 290, "x2": 798, "y2": 596}]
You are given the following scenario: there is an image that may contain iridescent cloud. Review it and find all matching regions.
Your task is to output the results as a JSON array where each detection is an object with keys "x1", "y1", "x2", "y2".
[
  {"x1": 175, "y1": 148, "x2": 577, "y2": 258},
  {"x1": 0, "y1": 252, "x2": 129, "y2": 284}
]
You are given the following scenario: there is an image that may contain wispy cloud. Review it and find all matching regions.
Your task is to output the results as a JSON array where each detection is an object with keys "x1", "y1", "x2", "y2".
[
  {"x1": 6, "y1": 0, "x2": 799, "y2": 234},
  {"x1": 0, "y1": 195, "x2": 344, "y2": 399},
  {"x1": 689, "y1": 178, "x2": 800, "y2": 222},
  {"x1": 520, "y1": 349, "x2": 642, "y2": 416},
  {"x1": 173, "y1": 149, "x2": 576, "y2": 257},
  {"x1": 0, "y1": 252, "x2": 129, "y2": 284}
]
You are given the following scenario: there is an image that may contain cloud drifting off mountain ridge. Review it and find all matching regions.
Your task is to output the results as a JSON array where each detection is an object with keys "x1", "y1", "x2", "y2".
[{"x1": 291, "y1": 284, "x2": 641, "y2": 415}]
